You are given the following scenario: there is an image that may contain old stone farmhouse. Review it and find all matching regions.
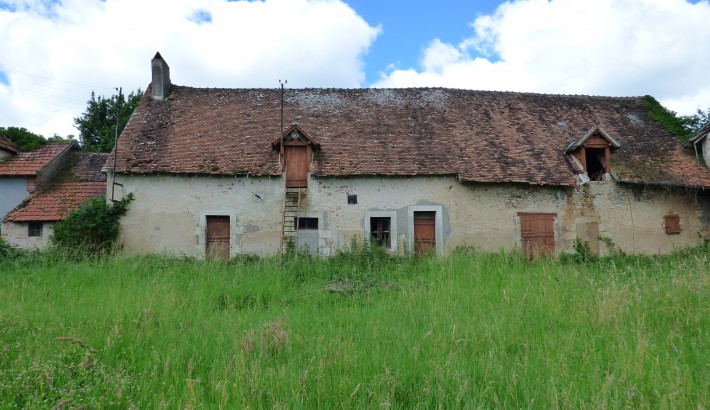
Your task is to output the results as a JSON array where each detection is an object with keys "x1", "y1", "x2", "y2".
[{"x1": 107, "y1": 53, "x2": 710, "y2": 259}]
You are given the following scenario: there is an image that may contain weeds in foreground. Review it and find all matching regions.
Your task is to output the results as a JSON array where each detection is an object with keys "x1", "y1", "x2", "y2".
[{"x1": 0, "y1": 246, "x2": 708, "y2": 408}]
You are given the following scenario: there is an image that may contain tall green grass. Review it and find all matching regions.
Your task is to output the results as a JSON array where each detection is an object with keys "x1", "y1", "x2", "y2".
[{"x1": 1, "y1": 248, "x2": 708, "y2": 408}]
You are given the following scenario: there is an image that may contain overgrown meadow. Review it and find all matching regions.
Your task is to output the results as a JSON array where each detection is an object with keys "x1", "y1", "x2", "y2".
[{"x1": 1, "y1": 245, "x2": 708, "y2": 408}]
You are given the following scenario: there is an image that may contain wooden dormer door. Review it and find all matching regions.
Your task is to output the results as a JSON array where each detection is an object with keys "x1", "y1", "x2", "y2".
[{"x1": 285, "y1": 145, "x2": 309, "y2": 188}]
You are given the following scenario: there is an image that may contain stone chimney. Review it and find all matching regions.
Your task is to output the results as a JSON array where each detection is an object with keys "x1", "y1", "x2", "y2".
[{"x1": 151, "y1": 52, "x2": 171, "y2": 101}]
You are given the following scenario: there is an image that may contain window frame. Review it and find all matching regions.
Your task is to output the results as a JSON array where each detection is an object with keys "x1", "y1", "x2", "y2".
[
  {"x1": 370, "y1": 217, "x2": 392, "y2": 248},
  {"x1": 407, "y1": 205, "x2": 443, "y2": 256},
  {"x1": 365, "y1": 210, "x2": 398, "y2": 252},
  {"x1": 28, "y1": 222, "x2": 43, "y2": 237},
  {"x1": 198, "y1": 210, "x2": 237, "y2": 259},
  {"x1": 297, "y1": 217, "x2": 319, "y2": 230}
]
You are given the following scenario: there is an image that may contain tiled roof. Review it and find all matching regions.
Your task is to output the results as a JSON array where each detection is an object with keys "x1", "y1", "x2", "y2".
[
  {"x1": 0, "y1": 135, "x2": 19, "y2": 155},
  {"x1": 5, "y1": 182, "x2": 106, "y2": 222},
  {"x1": 0, "y1": 143, "x2": 73, "y2": 176},
  {"x1": 109, "y1": 86, "x2": 710, "y2": 187},
  {"x1": 73, "y1": 152, "x2": 109, "y2": 182}
]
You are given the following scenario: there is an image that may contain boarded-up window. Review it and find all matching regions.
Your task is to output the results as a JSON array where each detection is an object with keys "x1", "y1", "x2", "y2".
[
  {"x1": 664, "y1": 214, "x2": 681, "y2": 235},
  {"x1": 518, "y1": 212, "x2": 556, "y2": 258},
  {"x1": 206, "y1": 216, "x2": 230, "y2": 260}
]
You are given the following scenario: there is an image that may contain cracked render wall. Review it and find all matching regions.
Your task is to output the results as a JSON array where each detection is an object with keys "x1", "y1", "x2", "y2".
[{"x1": 111, "y1": 173, "x2": 710, "y2": 258}]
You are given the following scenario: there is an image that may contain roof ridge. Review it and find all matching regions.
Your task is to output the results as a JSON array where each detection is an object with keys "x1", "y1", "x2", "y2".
[{"x1": 167, "y1": 84, "x2": 643, "y2": 100}]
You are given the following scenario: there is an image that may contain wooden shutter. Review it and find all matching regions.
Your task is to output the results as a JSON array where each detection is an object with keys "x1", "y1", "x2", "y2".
[
  {"x1": 285, "y1": 145, "x2": 309, "y2": 188},
  {"x1": 206, "y1": 216, "x2": 230, "y2": 260},
  {"x1": 664, "y1": 215, "x2": 681, "y2": 235},
  {"x1": 518, "y1": 212, "x2": 556, "y2": 258},
  {"x1": 414, "y1": 211, "x2": 436, "y2": 256}
]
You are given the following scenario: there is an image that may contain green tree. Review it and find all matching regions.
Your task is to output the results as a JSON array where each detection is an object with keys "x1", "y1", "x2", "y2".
[
  {"x1": 50, "y1": 194, "x2": 133, "y2": 257},
  {"x1": 74, "y1": 89, "x2": 142, "y2": 152},
  {"x1": 681, "y1": 107, "x2": 710, "y2": 135},
  {"x1": 644, "y1": 96, "x2": 710, "y2": 143},
  {"x1": 0, "y1": 126, "x2": 46, "y2": 151}
]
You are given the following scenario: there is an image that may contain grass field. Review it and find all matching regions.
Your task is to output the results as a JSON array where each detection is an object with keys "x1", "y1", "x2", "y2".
[{"x1": 1, "y1": 246, "x2": 708, "y2": 408}]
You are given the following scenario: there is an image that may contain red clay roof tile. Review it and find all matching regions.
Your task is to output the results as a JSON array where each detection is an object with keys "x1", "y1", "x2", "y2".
[
  {"x1": 72, "y1": 153, "x2": 109, "y2": 182},
  {"x1": 0, "y1": 143, "x2": 73, "y2": 176},
  {"x1": 108, "y1": 87, "x2": 710, "y2": 188},
  {"x1": 5, "y1": 182, "x2": 106, "y2": 222}
]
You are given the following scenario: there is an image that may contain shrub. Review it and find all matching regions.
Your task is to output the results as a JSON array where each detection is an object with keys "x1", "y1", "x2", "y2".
[
  {"x1": 50, "y1": 193, "x2": 133, "y2": 257},
  {"x1": 559, "y1": 238, "x2": 595, "y2": 264},
  {"x1": 0, "y1": 236, "x2": 27, "y2": 260}
]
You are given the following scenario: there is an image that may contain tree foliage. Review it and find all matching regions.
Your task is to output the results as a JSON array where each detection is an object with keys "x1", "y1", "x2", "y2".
[
  {"x1": 74, "y1": 89, "x2": 142, "y2": 152},
  {"x1": 644, "y1": 96, "x2": 710, "y2": 143},
  {"x1": 0, "y1": 236, "x2": 28, "y2": 260},
  {"x1": 681, "y1": 107, "x2": 710, "y2": 135},
  {"x1": 0, "y1": 126, "x2": 46, "y2": 151},
  {"x1": 50, "y1": 193, "x2": 134, "y2": 257}
]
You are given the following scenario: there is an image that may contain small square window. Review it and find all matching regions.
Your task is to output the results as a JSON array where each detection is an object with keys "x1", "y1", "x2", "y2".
[
  {"x1": 664, "y1": 215, "x2": 681, "y2": 235},
  {"x1": 347, "y1": 194, "x2": 358, "y2": 205},
  {"x1": 28, "y1": 222, "x2": 43, "y2": 237},
  {"x1": 370, "y1": 217, "x2": 391, "y2": 247},
  {"x1": 297, "y1": 217, "x2": 318, "y2": 230}
]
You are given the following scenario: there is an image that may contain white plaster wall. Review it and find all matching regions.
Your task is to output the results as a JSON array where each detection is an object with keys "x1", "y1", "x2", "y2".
[
  {"x1": 114, "y1": 173, "x2": 709, "y2": 258},
  {"x1": 702, "y1": 137, "x2": 710, "y2": 169},
  {"x1": 114, "y1": 174, "x2": 284, "y2": 257},
  {"x1": 1, "y1": 221, "x2": 53, "y2": 249}
]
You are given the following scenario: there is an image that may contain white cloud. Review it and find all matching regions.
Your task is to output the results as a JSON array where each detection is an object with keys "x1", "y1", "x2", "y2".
[
  {"x1": 0, "y1": 0, "x2": 379, "y2": 137},
  {"x1": 374, "y1": 0, "x2": 710, "y2": 116}
]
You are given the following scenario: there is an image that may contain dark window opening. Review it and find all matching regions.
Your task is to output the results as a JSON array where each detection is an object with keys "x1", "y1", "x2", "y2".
[
  {"x1": 297, "y1": 217, "x2": 318, "y2": 230},
  {"x1": 370, "y1": 217, "x2": 391, "y2": 247},
  {"x1": 585, "y1": 148, "x2": 606, "y2": 181},
  {"x1": 28, "y1": 222, "x2": 43, "y2": 237},
  {"x1": 347, "y1": 194, "x2": 358, "y2": 204},
  {"x1": 664, "y1": 215, "x2": 681, "y2": 235}
]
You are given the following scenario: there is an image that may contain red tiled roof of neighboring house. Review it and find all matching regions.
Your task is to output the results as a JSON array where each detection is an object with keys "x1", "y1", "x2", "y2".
[
  {"x1": 0, "y1": 135, "x2": 19, "y2": 155},
  {"x1": 108, "y1": 86, "x2": 710, "y2": 188},
  {"x1": 5, "y1": 182, "x2": 106, "y2": 222},
  {"x1": 0, "y1": 143, "x2": 73, "y2": 176}
]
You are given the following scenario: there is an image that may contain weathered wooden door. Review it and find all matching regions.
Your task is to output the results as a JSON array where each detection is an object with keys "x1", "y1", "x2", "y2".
[
  {"x1": 414, "y1": 211, "x2": 436, "y2": 256},
  {"x1": 206, "y1": 215, "x2": 230, "y2": 260},
  {"x1": 519, "y1": 213, "x2": 556, "y2": 258},
  {"x1": 285, "y1": 145, "x2": 308, "y2": 188}
]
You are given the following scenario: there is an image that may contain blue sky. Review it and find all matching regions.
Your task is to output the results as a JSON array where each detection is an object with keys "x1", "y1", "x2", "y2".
[
  {"x1": 346, "y1": 0, "x2": 501, "y2": 83},
  {"x1": 0, "y1": 0, "x2": 709, "y2": 137}
]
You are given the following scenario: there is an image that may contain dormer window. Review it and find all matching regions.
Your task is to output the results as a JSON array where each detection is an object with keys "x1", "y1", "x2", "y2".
[
  {"x1": 272, "y1": 124, "x2": 321, "y2": 188},
  {"x1": 566, "y1": 127, "x2": 621, "y2": 182}
]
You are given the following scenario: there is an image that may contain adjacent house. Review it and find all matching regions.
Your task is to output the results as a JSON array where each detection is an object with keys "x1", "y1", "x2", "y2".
[
  {"x1": 1, "y1": 149, "x2": 108, "y2": 249},
  {"x1": 683, "y1": 122, "x2": 710, "y2": 166},
  {"x1": 106, "y1": 53, "x2": 710, "y2": 259},
  {"x1": 0, "y1": 138, "x2": 76, "y2": 222}
]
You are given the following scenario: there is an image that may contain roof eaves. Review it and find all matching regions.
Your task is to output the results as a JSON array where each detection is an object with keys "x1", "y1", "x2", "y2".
[
  {"x1": 0, "y1": 135, "x2": 19, "y2": 155},
  {"x1": 683, "y1": 123, "x2": 710, "y2": 147}
]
